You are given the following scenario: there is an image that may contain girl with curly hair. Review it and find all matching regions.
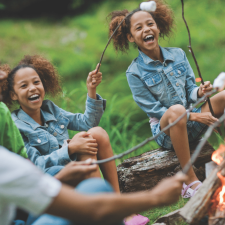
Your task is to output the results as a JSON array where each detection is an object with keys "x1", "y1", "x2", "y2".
[
  {"x1": 108, "y1": 0, "x2": 225, "y2": 200},
  {"x1": 1, "y1": 55, "x2": 120, "y2": 193}
]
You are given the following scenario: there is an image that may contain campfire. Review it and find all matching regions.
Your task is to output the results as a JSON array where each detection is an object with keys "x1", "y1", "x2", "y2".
[
  {"x1": 208, "y1": 145, "x2": 225, "y2": 225},
  {"x1": 179, "y1": 144, "x2": 225, "y2": 225}
]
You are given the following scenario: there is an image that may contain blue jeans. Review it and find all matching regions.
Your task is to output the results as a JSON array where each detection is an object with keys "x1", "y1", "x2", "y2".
[
  {"x1": 151, "y1": 106, "x2": 208, "y2": 150},
  {"x1": 27, "y1": 178, "x2": 124, "y2": 225}
]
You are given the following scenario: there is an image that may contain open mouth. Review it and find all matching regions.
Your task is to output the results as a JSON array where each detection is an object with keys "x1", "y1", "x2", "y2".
[
  {"x1": 144, "y1": 35, "x2": 154, "y2": 42},
  {"x1": 28, "y1": 94, "x2": 40, "y2": 102}
]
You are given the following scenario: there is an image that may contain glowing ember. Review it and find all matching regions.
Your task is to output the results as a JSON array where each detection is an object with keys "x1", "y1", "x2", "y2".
[
  {"x1": 211, "y1": 144, "x2": 225, "y2": 211},
  {"x1": 212, "y1": 144, "x2": 225, "y2": 165}
]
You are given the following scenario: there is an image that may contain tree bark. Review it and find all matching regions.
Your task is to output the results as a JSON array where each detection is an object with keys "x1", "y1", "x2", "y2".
[{"x1": 117, "y1": 140, "x2": 214, "y2": 193}]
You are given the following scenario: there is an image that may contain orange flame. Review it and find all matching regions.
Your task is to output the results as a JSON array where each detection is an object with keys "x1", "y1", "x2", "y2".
[
  {"x1": 211, "y1": 144, "x2": 225, "y2": 211},
  {"x1": 212, "y1": 144, "x2": 225, "y2": 165}
]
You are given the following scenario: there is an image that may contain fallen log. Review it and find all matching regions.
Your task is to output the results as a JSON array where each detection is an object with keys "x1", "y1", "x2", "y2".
[
  {"x1": 180, "y1": 159, "x2": 225, "y2": 224},
  {"x1": 152, "y1": 209, "x2": 185, "y2": 225},
  {"x1": 117, "y1": 140, "x2": 214, "y2": 193}
]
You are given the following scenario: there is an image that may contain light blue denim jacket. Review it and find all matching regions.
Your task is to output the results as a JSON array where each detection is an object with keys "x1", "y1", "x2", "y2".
[
  {"x1": 11, "y1": 94, "x2": 106, "y2": 171},
  {"x1": 126, "y1": 46, "x2": 200, "y2": 122}
]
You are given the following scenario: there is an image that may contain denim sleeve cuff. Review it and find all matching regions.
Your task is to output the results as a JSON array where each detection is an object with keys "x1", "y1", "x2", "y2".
[
  {"x1": 190, "y1": 87, "x2": 200, "y2": 102},
  {"x1": 57, "y1": 144, "x2": 72, "y2": 165},
  {"x1": 86, "y1": 93, "x2": 106, "y2": 111}
]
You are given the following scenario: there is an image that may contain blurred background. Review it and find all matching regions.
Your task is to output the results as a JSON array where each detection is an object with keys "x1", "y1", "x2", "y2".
[{"x1": 0, "y1": 0, "x2": 224, "y2": 164}]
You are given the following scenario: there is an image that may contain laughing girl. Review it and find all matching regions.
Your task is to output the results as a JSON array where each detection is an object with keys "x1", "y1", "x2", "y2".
[
  {"x1": 1, "y1": 55, "x2": 119, "y2": 192},
  {"x1": 108, "y1": 0, "x2": 225, "y2": 199}
]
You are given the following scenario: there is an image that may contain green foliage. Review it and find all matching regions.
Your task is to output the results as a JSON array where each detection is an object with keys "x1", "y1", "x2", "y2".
[{"x1": 0, "y1": 1, "x2": 225, "y2": 223}]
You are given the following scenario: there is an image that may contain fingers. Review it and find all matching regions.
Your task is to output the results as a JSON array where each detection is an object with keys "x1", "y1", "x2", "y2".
[
  {"x1": 175, "y1": 171, "x2": 188, "y2": 183},
  {"x1": 95, "y1": 63, "x2": 101, "y2": 71},
  {"x1": 201, "y1": 81, "x2": 212, "y2": 93},
  {"x1": 80, "y1": 132, "x2": 91, "y2": 138}
]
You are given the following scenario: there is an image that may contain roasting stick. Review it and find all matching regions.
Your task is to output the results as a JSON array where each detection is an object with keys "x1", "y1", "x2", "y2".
[
  {"x1": 95, "y1": 1, "x2": 156, "y2": 73},
  {"x1": 92, "y1": 90, "x2": 215, "y2": 165},
  {"x1": 182, "y1": 72, "x2": 225, "y2": 174},
  {"x1": 181, "y1": 0, "x2": 222, "y2": 136}
]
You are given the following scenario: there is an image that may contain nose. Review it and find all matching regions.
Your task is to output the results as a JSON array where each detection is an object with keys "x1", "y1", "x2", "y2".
[
  {"x1": 143, "y1": 25, "x2": 150, "y2": 33},
  {"x1": 29, "y1": 84, "x2": 36, "y2": 92}
]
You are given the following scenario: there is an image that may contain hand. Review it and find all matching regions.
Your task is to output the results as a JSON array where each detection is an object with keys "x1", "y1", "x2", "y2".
[
  {"x1": 150, "y1": 173, "x2": 188, "y2": 206},
  {"x1": 68, "y1": 132, "x2": 98, "y2": 155},
  {"x1": 55, "y1": 159, "x2": 97, "y2": 187},
  {"x1": 190, "y1": 112, "x2": 219, "y2": 126},
  {"x1": 198, "y1": 81, "x2": 213, "y2": 98},
  {"x1": 86, "y1": 64, "x2": 102, "y2": 89}
]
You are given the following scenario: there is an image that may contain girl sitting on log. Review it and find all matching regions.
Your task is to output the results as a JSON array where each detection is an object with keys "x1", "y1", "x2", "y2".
[
  {"x1": 0, "y1": 55, "x2": 120, "y2": 193},
  {"x1": 108, "y1": 0, "x2": 225, "y2": 198}
]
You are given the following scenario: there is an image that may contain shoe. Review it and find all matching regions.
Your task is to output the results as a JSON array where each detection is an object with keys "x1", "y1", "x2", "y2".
[
  {"x1": 124, "y1": 214, "x2": 149, "y2": 225},
  {"x1": 181, "y1": 181, "x2": 202, "y2": 198}
]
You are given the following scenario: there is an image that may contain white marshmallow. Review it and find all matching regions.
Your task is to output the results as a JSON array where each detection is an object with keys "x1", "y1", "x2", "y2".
[
  {"x1": 213, "y1": 72, "x2": 225, "y2": 91},
  {"x1": 140, "y1": 1, "x2": 156, "y2": 12}
]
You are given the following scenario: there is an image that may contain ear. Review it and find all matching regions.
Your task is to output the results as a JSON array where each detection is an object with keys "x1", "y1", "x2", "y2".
[
  {"x1": 127, "y1": 33, "x2": 135, "y2": 43},
  {"x1": 10, "y1": 91, "x2": 18, "y2": 101}
]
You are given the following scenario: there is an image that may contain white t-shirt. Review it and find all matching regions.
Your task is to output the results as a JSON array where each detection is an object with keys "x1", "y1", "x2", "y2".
[{"x1": 0, "y1": 146, "x2": 62, "y2": 225}]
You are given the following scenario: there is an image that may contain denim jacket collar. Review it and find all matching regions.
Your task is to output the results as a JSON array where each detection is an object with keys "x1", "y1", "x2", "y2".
[
  {"x1": 17, "y1": 108, "x2": 57, "y2": 130},
  {"x1": 138, "y1": 46, "x2": 174, "y2": 64}
]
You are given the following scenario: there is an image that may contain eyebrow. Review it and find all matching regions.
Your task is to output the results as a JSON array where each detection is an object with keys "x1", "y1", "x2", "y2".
[
  {"x1": 133, "y1": 19, "x2": 154, "y2": 27},
  {"x1": 17, "y1": 76, "x2": 40, "y2": 85}
]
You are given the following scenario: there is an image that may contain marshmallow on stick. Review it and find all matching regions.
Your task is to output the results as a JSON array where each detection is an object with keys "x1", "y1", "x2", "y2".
[
  {"x1": 140, "y1": 1, "x2": 156, "y2": 12},
  {"x1": 213, "y1": 72, "x2": 225, "y2": 91}
]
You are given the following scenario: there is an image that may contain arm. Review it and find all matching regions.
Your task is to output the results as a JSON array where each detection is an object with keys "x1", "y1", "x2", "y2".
[
  {"x1": 0, "y1": 103, "x2": 27, "y2": 158},
  {"x1": 46, "y1": 173, "x2": 187, "y2": 225},
  {"x1": 0, "y1": 146, "x2": 187, "y2": 225},
  {"x1": 126, "y1": 72, "x2": 168, "y2": 119},
  {"x1": 24, "y1": 140, "x2": 71, "y2": 170}
]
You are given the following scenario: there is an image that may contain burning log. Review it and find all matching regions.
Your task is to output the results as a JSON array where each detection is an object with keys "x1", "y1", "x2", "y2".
[
  {"x1": 180, "y1": 145, "x2": 225, "y2": 224},
  {"x1": 117, "y1": 140, "x2": 214, "y2": 193}
]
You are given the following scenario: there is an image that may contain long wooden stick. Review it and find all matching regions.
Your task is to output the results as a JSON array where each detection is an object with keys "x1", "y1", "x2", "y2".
[{"x1": 181, "y1": 0, "x2": 221, "y2": 136}]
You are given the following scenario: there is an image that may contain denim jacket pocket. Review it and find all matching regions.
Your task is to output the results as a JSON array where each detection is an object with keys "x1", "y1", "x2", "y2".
[
  {"x1": 143, "y1": 73, "x2": 163, "y2": 94},
  {"x1": 173, "y1": 63, "x2": 187, "y2": 78},
  {"x1": 173, "y1": 63, "x2": 187, "y2": 86},
  {"x1": 28, "y1": 131, "x2": 48, "y2": 146},
  {"x1": 55, "y1": 114, "x2": 70, "y2": 134}
]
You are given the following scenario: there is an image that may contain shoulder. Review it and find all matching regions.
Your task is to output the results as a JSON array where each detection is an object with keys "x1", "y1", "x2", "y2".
[
  {"x1": 0, "y1": 102, "x2": 11, "y2": 118},
  {"x1": 42, "y1": 99, "x2": 62, "y2": 118},
  {"x1": 164, "y1": 47, "x2": 186, "y2": 58},
  {"x1": 126, "y1": 57, "x2": 141, "y2": 75}
]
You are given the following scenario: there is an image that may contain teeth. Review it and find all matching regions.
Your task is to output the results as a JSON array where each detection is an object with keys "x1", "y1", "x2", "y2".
[
  {"x1": 146, "y1": 35, "x2": 153, "y2": 39},
  {"x1": 30, "y1": 94, "x2": 39, "y2": 98}
]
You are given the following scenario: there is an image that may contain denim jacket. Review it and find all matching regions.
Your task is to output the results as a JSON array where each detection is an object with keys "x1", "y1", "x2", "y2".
[
  {"x1": 11, "y1": 94, "x2": 106, "y2": 171},
  {"x1": 126, "y1": 46, "x2": 199, "y2": 123}
]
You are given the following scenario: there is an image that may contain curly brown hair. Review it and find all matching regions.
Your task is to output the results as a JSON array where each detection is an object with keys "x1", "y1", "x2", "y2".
[
  {"x1": 1, "y1": 55, "x2": 62, "y2": 108},
  {"x1": 108, "y1": 0, "x2": 175, "y2": 52}
]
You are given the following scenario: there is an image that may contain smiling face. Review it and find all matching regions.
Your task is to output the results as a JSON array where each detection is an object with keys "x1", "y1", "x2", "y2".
[
  {"x1": 127, "y1": 11, "x2": 160, "y2": 58},
  {"x1": 11, "y1": 67, "x2": 45, "y2": 115}
]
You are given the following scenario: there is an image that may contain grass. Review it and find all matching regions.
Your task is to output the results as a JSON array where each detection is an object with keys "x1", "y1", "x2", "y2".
[
  {"x1": 142, "y1": 197, "x2": 189, "y2": 224},
  {"x1": 1, "y1": 0, "x2": 225, "y2": 223}
]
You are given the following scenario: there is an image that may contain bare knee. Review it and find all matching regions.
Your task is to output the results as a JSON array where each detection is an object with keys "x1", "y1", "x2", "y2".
[
  {"x1": 88, "y1": 126, "x2": 109, "y2": 144},
  {"x1": 168, "y1": 104, "x2": 187, "y2": 125},
  {"x1": 77, "y1": 153, "x2": 97, "y2": 162}
]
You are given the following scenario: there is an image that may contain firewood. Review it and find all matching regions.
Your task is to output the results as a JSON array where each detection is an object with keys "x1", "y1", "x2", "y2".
[
  {"x1": 117, "y1": 140, "x2": 214, "y2": 193},
  {"x1": 180, "y1": 160, "x2": 225, "y2": 224}
]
